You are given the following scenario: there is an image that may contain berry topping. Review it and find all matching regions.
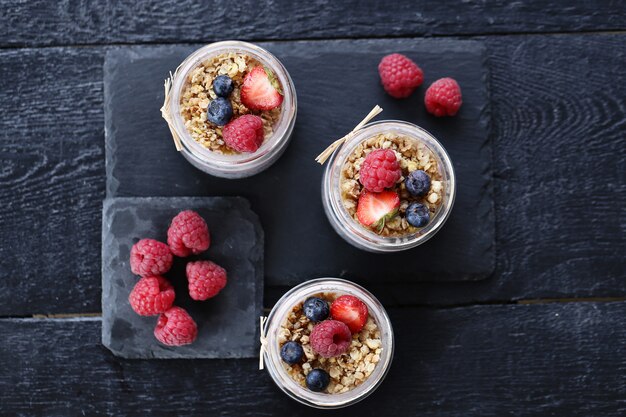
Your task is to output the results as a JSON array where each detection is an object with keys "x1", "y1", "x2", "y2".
[
  {"x1": 167, "y1": 210, "x2": 210, "y2": 257},
  {"x1": 222, "y1": 114, "x2": 265, "y2": 153},
  {"x1": 424, "y1": 77, "x2": 462, "y2": 117},
  {"x1": 405, "y1": 170, "x2": 431, "y2": 196},
  {"x1": 356, "y1": 190, "x2": 400, "y2": 232},
  {"x1": 303, "y1": 297, "x2": 330, "y2": 322},
  {"x1": 128, "y1": 275, "x2": 175, "y2": 316},
  {"x1": 130, "y1": 239, "x2": 173, "y2": 277},
  {"x1": 378, "y1": 53, "x2": 424, "y2": 98},
  {"x1": 280, "y1": 341, "x2": 304, "y2": 365},
  {"x1": 406, "y1": 202, "x2": 430, "y2": 227},
  {"x1": 240, "y1": 66, "x2": 284, "y2": 111},
  {"x1": 359, "y1": 149, "x2": 402, "y2": 192},
  {"x1": 310, "y1": 320, "x2": 352, "y2": 358},
  {"x1": 212, "y1": 75, "x2": 234, "y2": 97},
  {"x1": 154, "y1": 306, "x2": 198, "y2": 346},
  {"x1": 206, "y1": 97, "x2": 233, "y2": 126},
  {"x1": 330, "y1": 295, "x2": 369, "y2": 334},
  {"x1": 186, "y1": 260, "x2": 227, "y2": 301},
  {"x1": 306, "y1": 369, "x2": 331, "y2": 392}
]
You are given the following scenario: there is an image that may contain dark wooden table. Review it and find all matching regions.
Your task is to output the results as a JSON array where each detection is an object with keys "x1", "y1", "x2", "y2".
[{"x1": 1, "y1": 1, "x2": 625, "y2": 416}]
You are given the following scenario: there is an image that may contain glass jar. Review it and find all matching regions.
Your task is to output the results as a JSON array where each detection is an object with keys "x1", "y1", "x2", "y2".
[
  {"x1": 164, "y1": 40, "x2": 297, "y2": 178},
  {"x1": 262, "y1": 278, "x2": 394, "y2": 409},
  {"x1": 322, "y1": 120, "x2": 456, "y2": 252}
]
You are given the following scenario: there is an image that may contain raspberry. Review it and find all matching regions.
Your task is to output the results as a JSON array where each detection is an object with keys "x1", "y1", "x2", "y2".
[
  {"x1": 186, "y1": 260, "x2": 228, "y2": 301},
  {"x1": 310, "y1": 320, "x2": 352, "y2": 358},
  {"x1": 424, "y1": 77, "x2": 462, "y2": 117},
  {"x1": 154, "y1": 306, "x2": 198, "y2": 346},
  {"x1": 167, "y1": 210, "x2": 210, "y2": 257},
  {"x1": 222, "y1": 114, "x2": 264, "y2": 153},
  {"x1": 128, "y1": 275, "x2": 175, "y2": 316},
  {"x1": 130, "y1": 239, "x2": 173, "y2": 277},
  {"x1": 378, "y1": 53, "x2": 424, "y2": 98},
  {"x1": 359, "y1": 149, "x2": 402, "y2": 192}
]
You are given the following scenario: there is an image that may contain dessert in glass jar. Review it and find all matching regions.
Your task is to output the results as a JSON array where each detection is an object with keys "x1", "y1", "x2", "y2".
[
  {"x1": 262, "y1": 278, "x2": 394, "y2": 408},
  {"x1": 322, "y1": 120, "x2": 455, "y2": 252},
  {"x1": 162, "y1": 40, "x2": 297, "y2": 178}
]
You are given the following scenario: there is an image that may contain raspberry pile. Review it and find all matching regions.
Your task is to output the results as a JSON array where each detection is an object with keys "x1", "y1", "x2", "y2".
[
  {"x1": 378, "y1": 53, "x2": 463, "y2": 117},
  {"x1": 128, "y1": 210, "x2": 228, "y2": 347}
]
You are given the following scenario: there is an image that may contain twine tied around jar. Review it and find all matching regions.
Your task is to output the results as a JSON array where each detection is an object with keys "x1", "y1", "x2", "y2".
[
  {"x1": 259, "y1": 316, "x2": 269, "y2": 370},
  {"x1": 160, "y1": 67, "x2": 183, "y2": 152},
  {"x1": 315, "y1": 105, "x2": 383, "y2": 165}
]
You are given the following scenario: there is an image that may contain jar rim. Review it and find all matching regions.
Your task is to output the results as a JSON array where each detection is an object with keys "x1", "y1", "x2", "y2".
[
  {"x1": 323, "y1": 120, "x2": 456, "y2": 252},
  {"x1": 167, "y1": 40, "x2": 297, "y2": 171},
  {"x1": 263, "y1": 278, "x2": 394, "y2": 408}
]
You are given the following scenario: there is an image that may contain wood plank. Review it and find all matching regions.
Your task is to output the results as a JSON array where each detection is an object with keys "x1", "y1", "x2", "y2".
[
  {"x1": 1, "y1": 302, "x2": 625, "y2": 415},
  {"x1": 1, "y1": 34, "x2": 625, "y2": 315},
  {"x1": 0, "y1": 47, "x2": 105, "y2": 314},
  {"x1": 1, "y1": 0, "x2": 625, "y2": 47}
]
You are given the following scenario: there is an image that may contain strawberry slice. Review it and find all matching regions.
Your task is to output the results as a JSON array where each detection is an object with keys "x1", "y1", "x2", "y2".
[
  {"x1": 240, "y1": 66, "x2": 284, "y2": 111},
  {"x1": 356, "y1": 190, "x2": 400, "y2": 232},
  {"x1": 330, "y1": 295, "x2": 369, "y2": 334}
]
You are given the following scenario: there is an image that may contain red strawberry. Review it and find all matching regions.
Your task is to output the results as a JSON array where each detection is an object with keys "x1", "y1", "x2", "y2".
[
  {"x1": 240, "y1": 66, "x2": 284, "y2": 111},
  {"x1": 356, "y1": 190, "x2": 400, "y2": 232},
  {"x1": 330, "y1": 295, "x2": 369, "y2": 334}
]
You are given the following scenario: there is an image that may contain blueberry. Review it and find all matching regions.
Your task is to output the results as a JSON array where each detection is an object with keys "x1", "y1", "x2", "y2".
[
  {"x1": 406, "y1": 202, "x2": 430, "y2": 227},
  {"x1": 306, "y1": 369, "x2": 330, "y2": 392},
  {"x1": 405, "y1": 170, "x2": 431, "y2": 196},
  {"x1": 303, "y1": 297, "x2": 330, "y2": 322},
  {"x1": 206, "y1": 97, "x2": 233, "y2": 126},
  {"x1": 280, "y1": 341, "x2": 304, "y2": 365},
  {"x1": 212, "y1": 75, "x2": 234, "y2": 97}
]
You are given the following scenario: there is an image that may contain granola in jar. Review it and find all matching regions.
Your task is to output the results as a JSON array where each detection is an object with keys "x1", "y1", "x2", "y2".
[
  {"x1": 278, "y1": 292, "x2": 383, "y2": 394},
  {"x1": 340, "y1": 132, "x2": 445, "y2": 236},
  {"x1": 179, "y1": 52, "x2": 282, "y2": 155}
]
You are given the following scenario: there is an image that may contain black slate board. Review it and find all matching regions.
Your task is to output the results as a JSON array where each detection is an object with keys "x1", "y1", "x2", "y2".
[
  {"x1": 104, "y1": 39, "x2": 495, "y2": 284},
  {"x1": 101, "y1": 197, "x2": 263, "y2": 359}
]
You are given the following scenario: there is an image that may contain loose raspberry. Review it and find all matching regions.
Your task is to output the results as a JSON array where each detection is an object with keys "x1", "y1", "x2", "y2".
[
  {"x1": 222, "y1": 114, "x2": 264, "y2": 153},
  {"x1": 378, "y1": 53, "x2": 424, "y2": 98},
  {"x1": 309, "y1": 320, "x2": 352, "y2": 358},
  {"x1": 359, "y1": 149, "x2": 402, "y2": 192},
  {"x1": 154, "y1": 306, "x2": 198, "y2": 346},
  {"x1": 130, "y1": 239, "x2": 173, "y2": 277},
  {"x1": 186, "y1": 260, "x2": 227, "y2": 301},
  {"x1": 128, "y1": 275, "x2": 175, "y2": 316},
  {"x1": 424, "y1": 77, "x2": 462, "y2": 117},
  {"x1": 167, "y1": 210, "x2": 210, "y2": 257}
]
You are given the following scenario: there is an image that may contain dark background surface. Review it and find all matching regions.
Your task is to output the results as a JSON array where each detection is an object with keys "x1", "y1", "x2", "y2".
[
  {"x1": 0, "y1": 1, "x2": 625, "y2": 416},
  {"x1": 104, "y1": 40, "x2": 494, "y2": 284}
]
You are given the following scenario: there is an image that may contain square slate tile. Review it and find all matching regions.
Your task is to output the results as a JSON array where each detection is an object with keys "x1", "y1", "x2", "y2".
[
  {"x1": 101, "y1": 196, "x2": 263, "y2": 359},
  {"x1": 104, "y1": 39, "x2": 495, "y2": 283}
]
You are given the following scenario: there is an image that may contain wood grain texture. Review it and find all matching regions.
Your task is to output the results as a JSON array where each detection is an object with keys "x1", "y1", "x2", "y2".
[
  {"x1": 1, "y1": 0, "x2": 625, "y2": 47},
  {"x1": 0, "y1": 47, "x2": 105, "y2": 315},
  {"x1": 0, "y1": 35, "x2": 624, "y2": 314},
  {"x1": 1, "y1": 302, "x2": 625, "y2": 416}
]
